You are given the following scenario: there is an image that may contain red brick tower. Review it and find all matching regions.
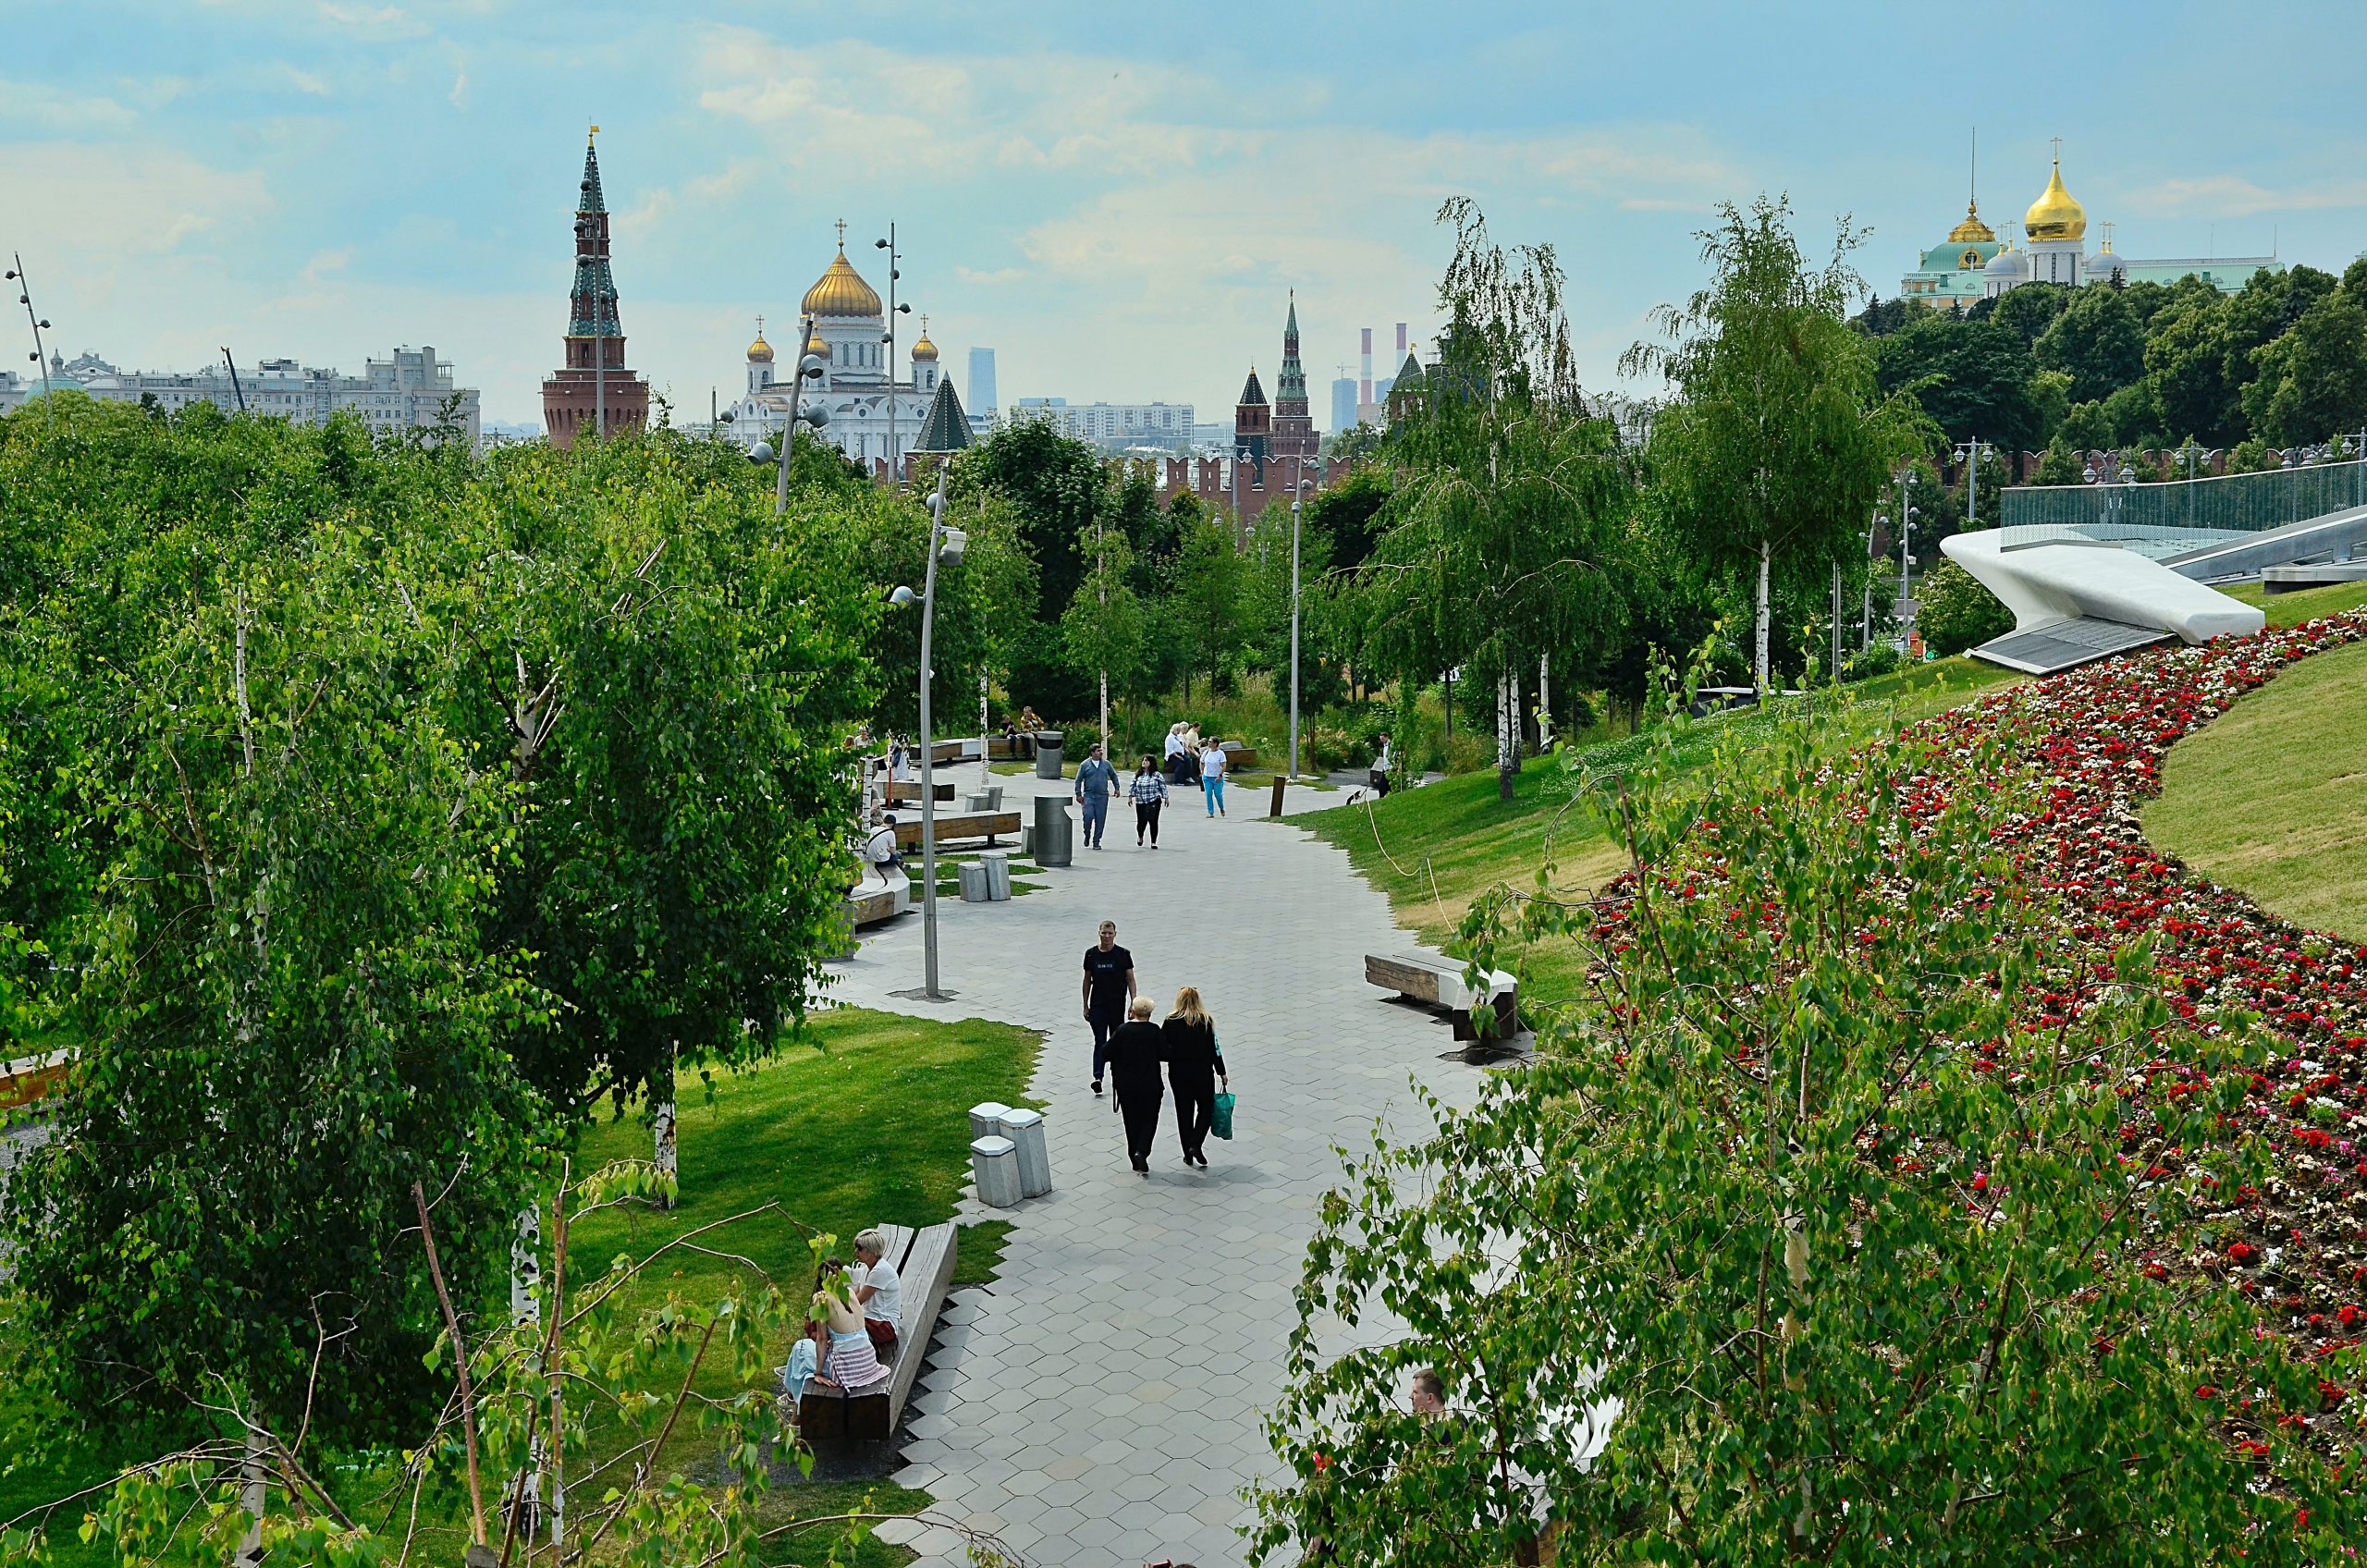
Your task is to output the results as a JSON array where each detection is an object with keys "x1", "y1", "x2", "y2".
[
  {"x1": 542, "y1": 129, "x2": 649, "y2": 448},
  {"x1": 1270, "y1": 294, "x2": 1318, "y2": 463},
  {"x1": 1233, "y1": 366, "x2": 1270, "y2": 464}
]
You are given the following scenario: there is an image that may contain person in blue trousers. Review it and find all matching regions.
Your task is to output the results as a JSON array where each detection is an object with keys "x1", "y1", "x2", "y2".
[
  {"x1": 1073, "y1": 741, "x2": 1120, "y2": 850},
  {"x1": 1199, "y1": 737, "x2": 1228, "y2": 816}
]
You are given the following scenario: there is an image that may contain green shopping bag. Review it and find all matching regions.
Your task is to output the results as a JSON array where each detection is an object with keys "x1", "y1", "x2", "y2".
[{"x1": 1210, "y1": 1090, "x2": 1236, "y2": 1141}]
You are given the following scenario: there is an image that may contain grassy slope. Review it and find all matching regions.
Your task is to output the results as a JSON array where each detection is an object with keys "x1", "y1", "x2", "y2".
[
  {"x1": 1301, "y1": 658, "x2": 2026, "y2": 1003},
  {"x1": 0, "y1": 1006, "x2": 1039, "y2": 1568},
  {"x1": 2145, "y1": 578, "x2": 2367, "y2": 945}
]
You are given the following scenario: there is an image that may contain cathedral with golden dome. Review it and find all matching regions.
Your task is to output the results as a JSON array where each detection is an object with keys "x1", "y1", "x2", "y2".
[
  {"x1": 727, "y1": 222, "x2": 949, "y2": 474},
  {"x1": 1898, "y1": 140, "x2": 2280, "y2": 308}
]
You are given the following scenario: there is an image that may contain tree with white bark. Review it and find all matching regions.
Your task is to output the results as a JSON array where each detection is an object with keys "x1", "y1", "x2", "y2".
[
  {"x1": 1623, "y1": 194, "x2": 1919, "y2": 696},
  {"x1": 1361, "y1": 199, "x2": 1631, "y2": 802}
]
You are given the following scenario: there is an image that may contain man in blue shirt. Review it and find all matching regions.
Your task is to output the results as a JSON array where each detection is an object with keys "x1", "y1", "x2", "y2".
[{"x1": 1072, "y1": 742, "x2": 1120, "y2": 851}]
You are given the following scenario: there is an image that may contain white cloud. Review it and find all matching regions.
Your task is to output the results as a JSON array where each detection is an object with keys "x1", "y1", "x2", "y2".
[
  {"x1": 313, "y1": 2, "x2": 426, "y2": 38},
  {"x1": 2122, "y1": 173, "x2": 2367, "y2": 218},
  {"x1": 0, "y1": 142, "x2": 272, "y2": 270},
  {"x1": 0, "y1": 80, "x2": 142, "y2": 134}
]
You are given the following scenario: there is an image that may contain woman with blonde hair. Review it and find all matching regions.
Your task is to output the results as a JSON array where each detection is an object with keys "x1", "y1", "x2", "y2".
[{"x1": 1160, "y1": 986, "x2": 1228, "y2": 1168}]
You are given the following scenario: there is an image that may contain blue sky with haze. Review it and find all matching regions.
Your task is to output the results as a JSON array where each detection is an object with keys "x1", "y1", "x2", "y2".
[{"x1": 7, "y1": 0, "x2": 2363, "y2": 424}]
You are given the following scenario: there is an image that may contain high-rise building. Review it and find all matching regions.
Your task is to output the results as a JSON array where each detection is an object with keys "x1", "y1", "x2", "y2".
[
  {"x1": 4, "y1": 346, "x2": 480, "y2": 439},
  {"x1": 1010, "y1": 398, "x2": 1194, "y2": 448},
  {"x1": 543, "y1": 129, "x2": 649, "y2": 448},
  {"x1": 1331, "y1": 376, "x2": 1357, "y2": 436},
  {"x1": 967, "y1": 347, "x2": 998, "y2": 421},
  {"x1": 1269, "y1": 295, "x2": 1317, "y2": 463}
]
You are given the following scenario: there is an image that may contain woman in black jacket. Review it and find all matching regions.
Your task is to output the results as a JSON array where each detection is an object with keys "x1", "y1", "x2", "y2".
[
  {"x1": 1106, "y1": 997, "x2": 1167, "y2": 1173},
  {"x1": 1160, "y1": 986, "x2": 1228, "y2": 1168}
]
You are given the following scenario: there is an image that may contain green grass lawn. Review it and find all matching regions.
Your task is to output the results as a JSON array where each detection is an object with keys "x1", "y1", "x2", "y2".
[
  {"x1": 1303, "y1": 657, "x2": 2025, "y2": 1005},
  {"x1": 2145, "y1": 634, "x2": 2367, "y2": 944},
  {"x1": 0, "y1": 1006, "x2": 1039, "y2": 1568},
  {"x1": 2221, "y1": 574, "x2": 2367, "y2": 628}
]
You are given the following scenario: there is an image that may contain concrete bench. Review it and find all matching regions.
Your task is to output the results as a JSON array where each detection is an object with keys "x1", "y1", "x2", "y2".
[
  {"x1": 892, "y1": 812, "x2": 1020, "y2": 849},
  {"x1": 2263, "y1": 561, "x2": 2367, "y2": 594},
  {"x1": 800, "y1": 1220, "x2": 961, "y2": 1475},
  {"x1": 1364, "y1": 951, "x2": 1518, "y2": 1042}
]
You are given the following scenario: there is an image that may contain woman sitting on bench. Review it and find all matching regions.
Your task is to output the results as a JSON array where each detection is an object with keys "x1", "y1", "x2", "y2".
[{"x1": 807, "y1": 1263, "x2": 888, "y2": 1394}]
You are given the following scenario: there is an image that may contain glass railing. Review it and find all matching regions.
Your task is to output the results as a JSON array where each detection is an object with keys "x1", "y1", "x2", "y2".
[{"x1": 2001, "y1": 458, "x2": 2367, "y2": 559}]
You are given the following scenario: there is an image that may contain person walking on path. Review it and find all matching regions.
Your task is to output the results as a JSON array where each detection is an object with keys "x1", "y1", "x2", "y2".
[
  {"x1": 1107, "y1": 997, "x2": 1167, "y2": 1173},
  {"x1": 1081, "y1": 919, "x2": 1136, "y2": 1096},
  {"x1": 1128, "y1": 753, "x2": 1170, "y2": 848},
  {"x1": 1073, "y1": 742, "x2": 1121, "y2": 851},
  {"x1": 1198, "y1": 738, "x2": 1228, "y2": 817},
  {"x1": 1161, "y1": 986, "x2": 1228, "y2": 1168}
]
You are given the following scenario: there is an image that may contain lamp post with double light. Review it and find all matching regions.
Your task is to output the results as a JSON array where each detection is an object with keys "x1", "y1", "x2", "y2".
[
  {"x1": 874, "y1": 228, "x2": 914, "y2": 484},
  {"x1": 753, "y1": 313, "x2": 828, "y2": 514},
  {"x1": 7, "y1": 253, "x2": 55, "y2": 428},
  {"x1": 889, "y1": 467, "x2": 966, "y2": 1000},
  {"x1": 1286, "y1": 453, "x2": 1319, "y2": 779}
]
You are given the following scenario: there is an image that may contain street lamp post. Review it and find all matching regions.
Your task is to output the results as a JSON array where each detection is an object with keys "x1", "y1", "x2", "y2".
[
  {"x1": 1952, "y1": 436, "x2": 1989, "y2": 534},
  {"x1": 874, "y1": 227, "x2": 914, "y2": 484},
  {"x1": 6, "y1": 253, "x2": 55, "y2": 429},
  {"x1": 765, "y1": 313, "x2": 826, "y2": 516},
  {"x1": 1895, "y1": 470, "x2": 1921, "y2": 641},
  {"x1": 890, "y1": 468, "x2": 966, "y2": 1000},
  {"x1": 1286, "y1": 453, "x2": 1318, "y2": 780}
]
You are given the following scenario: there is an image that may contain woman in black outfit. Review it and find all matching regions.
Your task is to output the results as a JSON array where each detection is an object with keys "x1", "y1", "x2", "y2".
[
  {"x1": 1161, "y1": 986, "x2": 1227, "y2": 1168},
  {"x1": 1106, "y1": 997, "x2": 1167, "y2": 1173}
]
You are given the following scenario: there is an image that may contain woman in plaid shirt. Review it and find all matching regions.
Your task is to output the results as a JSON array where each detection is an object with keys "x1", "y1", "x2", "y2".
[{"x1": 1128, "y1": 753, "x2": 1170, "y2": 849}]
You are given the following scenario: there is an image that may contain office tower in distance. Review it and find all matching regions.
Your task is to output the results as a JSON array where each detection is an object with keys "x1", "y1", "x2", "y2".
[
  {"x1": 1331, "y1": 374, "x2": 1356, "y2": 435},
  {"x1": 967, "y1": 347, "x2": 998, "y2": 421}
]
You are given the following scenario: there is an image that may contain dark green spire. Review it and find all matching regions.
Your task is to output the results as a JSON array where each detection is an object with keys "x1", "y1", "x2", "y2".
[
  {"x1": 568, "y1": 133, "x2": 621, "y2": 340},
  {"x1": 1277, "y1": 292, "x2": 1306, "y2": 402},
  {"x1": 914, "y1": 376, "x2": 972, "y2": 452}
]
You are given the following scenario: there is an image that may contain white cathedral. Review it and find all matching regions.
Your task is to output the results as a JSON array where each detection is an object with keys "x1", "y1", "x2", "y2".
[{"x1": 727, "y1": 224, "x2": 945, "y2": 473}]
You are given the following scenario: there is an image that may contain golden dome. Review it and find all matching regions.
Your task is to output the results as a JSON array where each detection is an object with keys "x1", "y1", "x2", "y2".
[
  {"x1": 802, "y1": 243, "x2": 883, "y2": 317},
  {"x1": 1946, "y1": 200, "x2": 1995, "y2": 244},
  {"x1": 805, "y1": 330, "x2": 828, "y2": 357},
  {"x1": 911, "y1": 315, "x2": 938, "y2": 361},
  {"x1": 2023, "y1": 158, "x2": 2086, "y2": 243},
  {"x1": 746, "y1": 318, "x2": 774, "y2": 362}
]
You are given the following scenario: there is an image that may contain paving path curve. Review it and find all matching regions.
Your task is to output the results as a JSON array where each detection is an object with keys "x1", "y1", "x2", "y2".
[{"x1": 826, "y1": 766, "x2": 1492, "y2": 1567}]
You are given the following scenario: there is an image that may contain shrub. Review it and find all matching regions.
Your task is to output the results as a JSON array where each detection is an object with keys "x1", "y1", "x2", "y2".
[{"x1": 1916, "y1": 556, "x2": 2014, "y2": 656}]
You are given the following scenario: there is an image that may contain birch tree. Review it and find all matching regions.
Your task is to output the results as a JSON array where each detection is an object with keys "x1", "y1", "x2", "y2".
[{"x1": 1624, "y1": 195, "x2": 1915, "y2": 696}]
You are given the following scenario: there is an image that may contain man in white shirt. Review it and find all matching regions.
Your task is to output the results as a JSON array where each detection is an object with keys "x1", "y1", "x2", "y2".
[
  {"x1": 852, "y1": 1228, "x2": 902, "y2": 1352},
  {"x1": 865, "y1": 815, "x2": 903, "y2": 887}
]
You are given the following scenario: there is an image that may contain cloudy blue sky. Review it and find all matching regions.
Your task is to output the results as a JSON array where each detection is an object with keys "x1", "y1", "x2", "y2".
[{"x1": 7, "y1": 0, "x2": 2363, "y2": 425}]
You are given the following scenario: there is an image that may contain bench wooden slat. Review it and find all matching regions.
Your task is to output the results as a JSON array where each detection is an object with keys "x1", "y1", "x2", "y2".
[
  {"x1": 891, "y1": 812, "x2": 1020, "y2": 849},
  {"x1": 1365, "y1": 952, "x2": 1451, "y2": 1003},
  {"x1": 883, "y1": 1225, "x2": 958, "y2": 1427}
]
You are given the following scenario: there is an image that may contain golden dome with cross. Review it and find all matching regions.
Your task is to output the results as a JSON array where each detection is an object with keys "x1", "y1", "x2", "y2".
[
  {"x1": 2024, "y1": 150, "x2": 2087, "y2": 243},
  {"x1": 802, "y1": 219, "x2": 884, "y2": 317}
]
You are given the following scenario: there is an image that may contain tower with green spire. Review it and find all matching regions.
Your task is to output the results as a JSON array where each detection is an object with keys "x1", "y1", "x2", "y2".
[
  {"x1": 1270, "y1": 292, "x2": 1318, "y2": 462},
  {"x1": 542, "y1": 128, "x2": 649, "y2": 448}
]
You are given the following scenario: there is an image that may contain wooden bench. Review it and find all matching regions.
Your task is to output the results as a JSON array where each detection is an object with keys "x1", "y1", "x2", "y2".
[
  {"x1": 1364, "y1": 951, "x2": 1518, "y2": 1043},
  {"x1": 885, "y1": 780, "x2": 956, "y2": 804},
  {"x1": 800, "y1": 1221, "x2": 961, "y2": 1473},
  {"x1": 0, "y1": 1050, "x2": 69, "y2": 1112},
  {"x1": 892, "y1": 811, "x2": 1020, "y2": 849}
]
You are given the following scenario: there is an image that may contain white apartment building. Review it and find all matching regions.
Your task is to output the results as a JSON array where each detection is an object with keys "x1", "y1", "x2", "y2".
[
  {"x1": 3, "y1": 347, "x2": 482, "y2": 443},
  {"x1": 1012, "y1": 398, "x2": 1195, "y2": 449}
]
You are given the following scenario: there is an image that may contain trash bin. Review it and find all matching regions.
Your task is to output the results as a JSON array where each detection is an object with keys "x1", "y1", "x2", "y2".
[
  {"x1": 979, "y1": 849, "x2": 1012, "y2": 900},
  {"x1": 968, "y1": 1101, "x2": 1012, "y2": 1140},
  {"x1": 970, "y1": 1135, "x2": 1022, "y2": 1208},
  {"x1": 1033, "y1": 730, "x2": 1064, "y2": 779},
  {"x1": 1033, "y1": 794, "x2": 1073, "y2": 868},
  {"x1": 994, "y1": 1107, "x2": 1051, "y2": 1197},
  {"x1": 958, "y1": 862, "x2": 989, "y2": 902}
]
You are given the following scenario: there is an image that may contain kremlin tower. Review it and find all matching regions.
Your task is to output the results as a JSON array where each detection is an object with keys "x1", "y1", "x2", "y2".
[
  {"x1": 1233, "y1": 366, "x2": 1270, "y2": 467},
  {"x1": 1269, "y1": 294, "x2": 1317, "y2": 464},
  {"x1": 542, "y1": 129, "x2": 649, "y2": 448}
]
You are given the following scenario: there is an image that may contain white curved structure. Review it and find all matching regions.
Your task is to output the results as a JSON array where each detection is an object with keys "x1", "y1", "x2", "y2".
[{"x1": 1942, "y1": 531, "x2": 2264, "y2": 673}]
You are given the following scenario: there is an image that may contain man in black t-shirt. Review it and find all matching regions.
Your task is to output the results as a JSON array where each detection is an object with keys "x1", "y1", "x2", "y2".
[{"x1": 1080, "y1": 919, "x2": 1137, "y2": 1095}]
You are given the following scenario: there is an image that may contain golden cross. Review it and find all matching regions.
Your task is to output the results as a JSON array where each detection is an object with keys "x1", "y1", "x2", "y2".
[
  {"x1": 834, "y1": 218, "x2": 848, "y2": 249},
  {"x1": 2050, "y1": 134, "x2": 2062, "y2": 165}
]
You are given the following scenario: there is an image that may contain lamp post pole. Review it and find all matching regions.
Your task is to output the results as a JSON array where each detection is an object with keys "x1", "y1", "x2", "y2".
[
  {"x1": 1953, "y1": 436, "x2": 1987, "y2": 533},
  {"x1": 1895, "y1": 469, "x2": 1919, "y2": 634},
  {"x1": 875, "y1": 227, "x2": 912, "y2": 484},
  {"x1": 1287, "y1": 454, "x2": 1316, "y2": 780},
  {"x1": 915, "y1": 467, "x2": 950, "y2": 998},
  {"x1": 7, "y1": 253, "x2": 55, "y2": 429},
  {"x1": 774, "y1": 312, "x2": 817, "y2": 516}
]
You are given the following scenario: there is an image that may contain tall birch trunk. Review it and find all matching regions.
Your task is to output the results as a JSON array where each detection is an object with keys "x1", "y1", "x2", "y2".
[
  {"x1": 653, "y1": 1046, "x2": 678, "y2": 1209},
  {"x1": 506, "y1": 1207, "x2": 544, "y2": 1535},
  {"x1": 1755, "y1": 537, "x2": 1772, "y2": 698},
  {"x1": 1495, "y1": 663, "x2": 1516, "y2": 802},
  {"x1": 1538, "y1": 653, "x2": 1551, "y2": 752}
]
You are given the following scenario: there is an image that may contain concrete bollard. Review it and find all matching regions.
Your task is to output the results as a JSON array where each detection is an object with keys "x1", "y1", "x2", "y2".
[
  {"x1": 968, "y1": 1101, "x2": 1012, "y2": 1140},
  {"x1": 969, "y1": 1135, "x2": 1022, "y2": 1208},
  {"x1": 979, "y1": 849, "x2": 1012, "y2": 901},
  {"x1": 994, "y1": 1107, "x2": 1051, "y2": 1197},
  {"x1": 958, "y1": 862, "x2": 989, "y2": 902}
]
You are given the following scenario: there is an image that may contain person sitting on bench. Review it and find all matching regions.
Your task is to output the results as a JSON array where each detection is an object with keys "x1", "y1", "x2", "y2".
[
  {"x1": 864, "y1": 815, "x2": 904, "y2": 888},
  {"x1": 852, "y1": 1228, "x2": 902, "y2": 1353},
  {"x1": 779, "y1": 1317, "x2": 827, "y2": 1422},
  {"x1": 809, "y1": 1264, "x2": 887, "y2": 1393}
]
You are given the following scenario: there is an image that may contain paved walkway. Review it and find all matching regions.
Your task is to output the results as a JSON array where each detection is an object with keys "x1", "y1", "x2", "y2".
[{"x1": 826, "y1": 766, "x2": 1493, "y2": 1566}]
